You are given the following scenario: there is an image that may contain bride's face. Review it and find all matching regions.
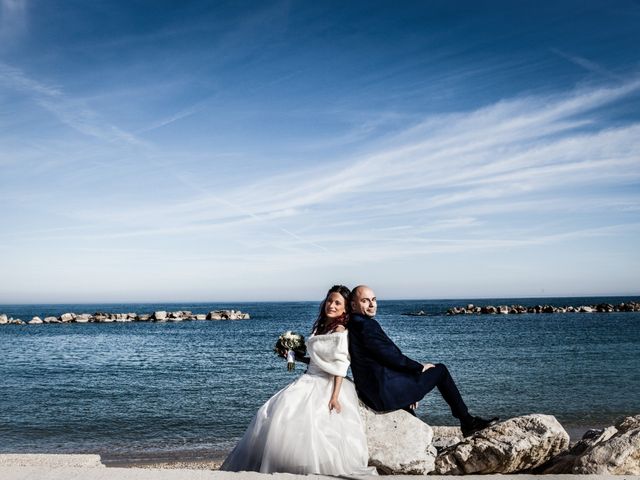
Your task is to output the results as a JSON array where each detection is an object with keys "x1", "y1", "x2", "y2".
[{"x1": 324, "y1": 292, "x2": 346, "y2": 319}]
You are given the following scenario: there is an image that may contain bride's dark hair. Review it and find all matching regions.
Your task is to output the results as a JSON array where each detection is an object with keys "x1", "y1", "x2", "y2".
[{"x1": 311, "y1": 285, "x2": 351, "y2": 335}]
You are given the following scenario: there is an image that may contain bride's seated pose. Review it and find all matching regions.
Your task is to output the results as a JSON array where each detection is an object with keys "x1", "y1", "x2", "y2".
[{"x1": 220, "y1": 285, "x2": 376, "y2": 476}]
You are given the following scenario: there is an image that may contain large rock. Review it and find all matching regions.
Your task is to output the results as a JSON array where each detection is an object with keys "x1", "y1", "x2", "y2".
[
  {"x1": 208, "y1": 309, "x2": 250, "y2": 320},
  {"x1": 434, "y1": 414, "x2": 569, "y2": 474},
  {"x1": 431, "y1": 426, "x2": 463, "y2": 451},
  {"x1": 75, "y1": 314, "x2": 91, "y2": 323},
  {"x1": 0, "y1": 314, "x2": 8, "y2": 324},
  {"x1": 541, "y1": 427, "x2": 616, "y2": 473},
  {"x1": 44, "y1": 316, "x2": 60, "y2": 324},
  {"x1": 359, "y1": 403, "x2": 436, "y2": 474},
  {"x1": 59, "y1": 313, "x2": 75, "y2": 322},
  {"x1": 544, "y1": 415, "x2": 640, "y2": 474},
  {"x1": 28, "y1": 316, "x2": 43, "y2": 325},
  {"x1": 153, "y1": 311, "x2": 167, "y2": 321}
]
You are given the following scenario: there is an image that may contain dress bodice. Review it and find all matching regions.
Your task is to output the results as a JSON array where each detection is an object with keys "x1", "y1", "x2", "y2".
[{"x1": 306, "y1": 330, "x2": 350, "y2": 377}]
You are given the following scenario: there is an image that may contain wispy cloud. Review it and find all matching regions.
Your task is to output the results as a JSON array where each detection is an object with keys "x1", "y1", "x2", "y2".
[
  {"x1": 0, "y1": 61, "x2": 147, "y2": 146},
  {"x1": 551, "y1": 48, "x2": 624, "y2": 81},
  {"x1": 6, "y1": 78, "x2": 638, "y2": 270},
  {"x1": 0, "y1": 61, "x2": 61, "y2": 97}
]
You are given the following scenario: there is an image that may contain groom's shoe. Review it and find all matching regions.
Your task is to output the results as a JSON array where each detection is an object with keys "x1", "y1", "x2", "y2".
[{"x1": 461, "y1": 416, "x2": 499, "y2": 437}]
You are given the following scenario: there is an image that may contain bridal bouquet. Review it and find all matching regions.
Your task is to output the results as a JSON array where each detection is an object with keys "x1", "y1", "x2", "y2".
[{"x1": 274, "y1": 331, "x2": 306, "y2": 371}]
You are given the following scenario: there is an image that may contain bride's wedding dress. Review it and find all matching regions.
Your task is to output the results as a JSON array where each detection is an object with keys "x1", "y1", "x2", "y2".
[{"x1": 220, "y1": 330, "x2": 377, "y2": 475}]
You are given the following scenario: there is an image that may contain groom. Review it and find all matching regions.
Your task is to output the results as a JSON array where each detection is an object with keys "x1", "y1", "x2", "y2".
[{"x1": 348, "y1": 285, "x2": 498, "y2": 437}]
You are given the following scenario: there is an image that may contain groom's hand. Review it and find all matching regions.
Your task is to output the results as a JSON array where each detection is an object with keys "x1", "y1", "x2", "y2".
[{"x1": 422, "y1": 363, "x2": 435, "y2": 372}]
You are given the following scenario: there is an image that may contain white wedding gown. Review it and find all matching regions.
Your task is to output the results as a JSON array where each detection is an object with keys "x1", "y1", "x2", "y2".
[{"x1": 220, "y1": 331, "x2": 377, "y2": 476}]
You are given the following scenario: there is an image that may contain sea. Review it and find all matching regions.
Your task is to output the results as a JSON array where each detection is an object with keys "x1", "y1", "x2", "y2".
[{"x1": 1, "y1": 296, "x2": 639, "y2": 464}]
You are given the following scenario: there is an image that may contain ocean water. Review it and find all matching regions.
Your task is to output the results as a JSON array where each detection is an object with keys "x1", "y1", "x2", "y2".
[{"x1": 1, "y1": 296, "x2": 639, "y2": 462}]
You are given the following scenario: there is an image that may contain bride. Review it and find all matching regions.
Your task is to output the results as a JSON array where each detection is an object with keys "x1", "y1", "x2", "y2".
[{"x1": 220, "y1": 285, "x2": 377, "y2": 476}]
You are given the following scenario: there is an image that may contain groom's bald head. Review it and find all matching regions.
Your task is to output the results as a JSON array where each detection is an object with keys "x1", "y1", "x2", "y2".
[{"x1": 350, "y1": 285, "x2": 377, "y2": 317}]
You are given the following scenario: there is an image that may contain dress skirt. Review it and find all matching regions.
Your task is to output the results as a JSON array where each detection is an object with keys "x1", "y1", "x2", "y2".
[{"x1": 220, "y1": 367, "x2": 376, "y2": 476}]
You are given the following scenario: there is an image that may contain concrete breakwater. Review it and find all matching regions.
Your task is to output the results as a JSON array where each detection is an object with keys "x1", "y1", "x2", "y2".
[
  {"x1": 400, "y1": 301, "x2": 640, "y2": 316},
  {"x1": 444, "y1": 301, "x2": 640, "y2": 316},
  {"x1": 0, "y1": 309, "x2": 250, "y2": 325}
]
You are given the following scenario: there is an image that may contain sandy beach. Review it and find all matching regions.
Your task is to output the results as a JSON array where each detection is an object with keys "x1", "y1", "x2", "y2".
[{"x1": 1, "y1": 454, "x2": 639, "y2": 480}]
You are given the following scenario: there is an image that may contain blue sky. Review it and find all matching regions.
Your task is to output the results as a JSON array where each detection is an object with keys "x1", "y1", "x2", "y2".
[{"x1": 1, "y1": 0, "x2": 639, "y2": 302}]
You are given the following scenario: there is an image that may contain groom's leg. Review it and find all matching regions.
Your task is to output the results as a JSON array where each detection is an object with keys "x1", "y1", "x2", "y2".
[{"x1": 417, "y1": 363, "x2": 471, "y2": 421}]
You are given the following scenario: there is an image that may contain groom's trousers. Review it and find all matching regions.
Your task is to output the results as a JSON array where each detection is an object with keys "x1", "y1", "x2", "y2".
[{"x1": 409, "y1": 363, "x2": 470, "y2": 421}]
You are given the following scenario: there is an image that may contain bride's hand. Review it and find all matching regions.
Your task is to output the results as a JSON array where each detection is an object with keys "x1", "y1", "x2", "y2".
[{"x1": 329, "y1": 397, "x2": 342, "y2": 414}]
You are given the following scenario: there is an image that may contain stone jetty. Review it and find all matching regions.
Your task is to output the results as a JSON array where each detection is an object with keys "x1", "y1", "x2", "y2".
[
  {"x1": 0, "y1": 310, "x2": 250, "y2": 326},
  {"x1": 441, "y1": 301, "x2": 640, "y2": 316},
  {"x1": 402, "y1": 301, "x2": 640, "y2": 317}
]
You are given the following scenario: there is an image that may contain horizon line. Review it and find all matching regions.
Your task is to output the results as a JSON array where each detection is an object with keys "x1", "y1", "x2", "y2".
[{"x1": 1, "y1": 292, "x2": 639, "y2": 306}]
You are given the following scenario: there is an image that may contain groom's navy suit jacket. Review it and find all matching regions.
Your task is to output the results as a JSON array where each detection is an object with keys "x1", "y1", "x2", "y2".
[{"x1": 348, "y1": 313, "x2": 424, "y2": 411}]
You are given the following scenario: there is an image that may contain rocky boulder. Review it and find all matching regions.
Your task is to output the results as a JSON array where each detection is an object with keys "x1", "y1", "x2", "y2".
[
  {"x1": 28, "y1": 317, "x2": 43, "y2": 325},
  {"x1": 0, "y1": 314, "x2": 8, "y2": 324},
  {"x1": 153, "y1": 311, "x2": 167, "y2": 321},
  {"x1": 209, "y1": 310, "x2": 250, "y2": 320},
  {"x1": 431, "y1": 426, "x2": 463, "y2": 451},
  {"x1": 543, "y1": 414, "x2": 640, "y2": 474},
  {"x1": 434, "y1": 414, "x2": 569, "y2": 474},
  {"x1": 359, "y1": 403, "x2": 436, "y2": 474},
  {"x1": 59, "y1": 313, "x2": 75, "y2": 322}
]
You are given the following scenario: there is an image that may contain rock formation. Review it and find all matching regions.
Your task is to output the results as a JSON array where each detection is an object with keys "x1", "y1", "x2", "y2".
[
  {"x1": 0, "y1": 309, "x2": 250, "y2": 325},
  {"x1": 442, "y1": 301, "x2": 640, "y2": 316},
  {"x1": 208, "y1": 310, "x2": 250, "y2": 320},
  {"x1": 358, "y1": 403, "x2": 436, "y2": 474},
  {"x1": 542, "y1": 414, "x2": 640, "y2": 474},
  {"x1": 434, "y1": 414, "x2": 569, "y2": 474}
]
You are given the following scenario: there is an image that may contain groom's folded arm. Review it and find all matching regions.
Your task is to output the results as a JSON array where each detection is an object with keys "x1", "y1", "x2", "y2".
[{"x1": 361, "y1": 320, "x2": 424, "y2": 373}]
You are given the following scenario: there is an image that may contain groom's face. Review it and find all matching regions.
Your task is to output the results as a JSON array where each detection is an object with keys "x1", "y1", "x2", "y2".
[{"x1": 352, "y1": 287, "x2": 377, "y2": 317}]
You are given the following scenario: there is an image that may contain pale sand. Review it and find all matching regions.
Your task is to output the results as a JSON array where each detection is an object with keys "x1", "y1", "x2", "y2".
[{"x1": 1, "y1": 455, "x2": 639, "y2": 479}]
